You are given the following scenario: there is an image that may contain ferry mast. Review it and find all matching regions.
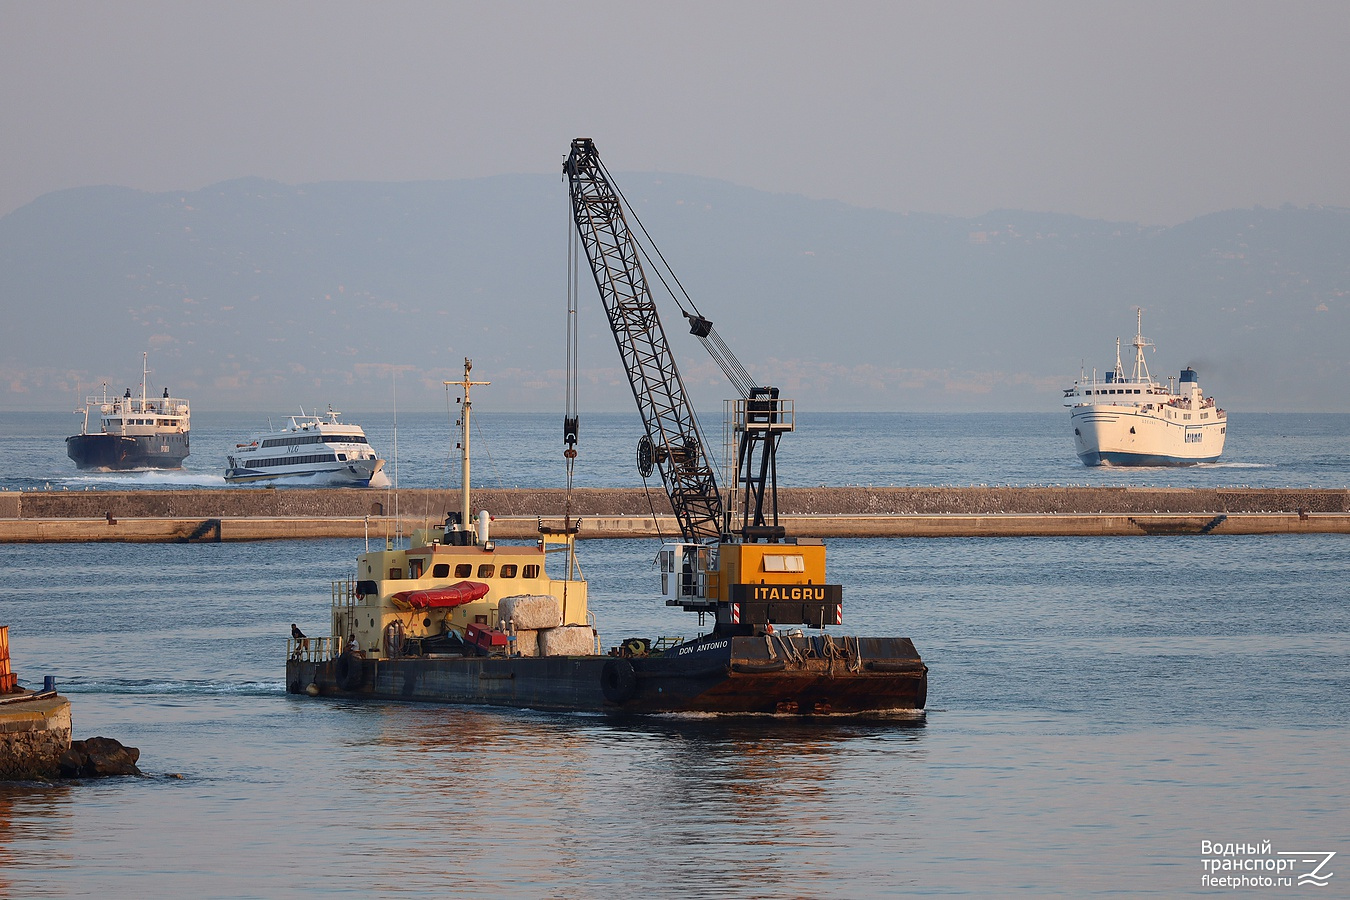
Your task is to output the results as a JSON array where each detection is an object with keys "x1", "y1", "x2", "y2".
[{"x1": 1130, "y1": 308, "x2": 1154, "y2": 383}]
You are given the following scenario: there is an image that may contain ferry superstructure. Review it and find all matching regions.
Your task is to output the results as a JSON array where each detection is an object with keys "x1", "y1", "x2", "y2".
[
  {"x1": 66, "y1": 353, "x2": 190, "y2": 471},
  {"x1": 1064, "y1": 311, "x2": 1226, "y2": 466},
  {"x1": 225, "y1": 408, "x2": 386, "y2": 486}
]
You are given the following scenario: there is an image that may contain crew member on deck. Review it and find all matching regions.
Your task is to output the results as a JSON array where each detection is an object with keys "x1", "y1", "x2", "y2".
[{"x1": 290, "y1": 624, "x2": 308, "y2": 660}]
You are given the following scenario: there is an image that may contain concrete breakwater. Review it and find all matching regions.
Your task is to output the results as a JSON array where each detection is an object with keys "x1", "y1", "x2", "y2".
[
  {"x1": 1, "y1": 486, "x2": 1349, "y2": 541},
  {"x1": 0, "y1": 694, "x2": 71, "y2": 780}
]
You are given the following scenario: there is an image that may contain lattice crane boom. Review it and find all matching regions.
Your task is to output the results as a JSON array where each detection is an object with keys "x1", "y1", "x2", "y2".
[{"x1": 564, "y1": 138, "x2": 724, "y2": 543}]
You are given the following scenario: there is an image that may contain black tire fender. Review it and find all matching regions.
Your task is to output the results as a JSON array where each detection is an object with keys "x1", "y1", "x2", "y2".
[
  {"x1": 601, "y1": 657, "x2": 638, "y2": 704},
  {"x1": 334, "y1": 652, "x2": 363, "y2": 691}
]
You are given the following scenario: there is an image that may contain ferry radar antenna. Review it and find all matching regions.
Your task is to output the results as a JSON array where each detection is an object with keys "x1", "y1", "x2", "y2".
[{"x1": 445, "y1": 358, "x2": 489, "y2": 533}]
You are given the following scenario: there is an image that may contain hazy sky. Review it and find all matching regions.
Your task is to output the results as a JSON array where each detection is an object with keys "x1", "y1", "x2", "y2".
[{"x1": 3, "y1": 1, "x2": 1349, "y2": 226}]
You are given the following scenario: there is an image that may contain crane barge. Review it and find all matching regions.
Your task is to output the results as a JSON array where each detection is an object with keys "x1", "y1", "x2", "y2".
[{"x1": 284, "y1": 140, "x2": 925, "y2": 716}]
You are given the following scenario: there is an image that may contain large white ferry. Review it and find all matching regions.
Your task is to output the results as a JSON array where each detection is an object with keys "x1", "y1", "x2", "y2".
[
  {"x1": 1064, "y1": 311, "x2": 1227, "y2": 466},
  {"x1": 225, "y1": 408, "x2": 386, "y2": 486},
  {"x1": 66, "y1": 353, "x2": 191, "y2": 471}
]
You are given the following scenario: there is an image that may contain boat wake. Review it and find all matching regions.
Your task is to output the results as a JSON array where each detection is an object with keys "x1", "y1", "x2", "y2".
[
  {"x1": 64, "y1": 470, "x2": 228, "y2": 488},
  {"x1": 51, "y1": 677, "x2": 285, "y2": 697},
  {"x1": 646, "y1": 707, "x2": 928, "y2": 722},
  {"x1": 1092, "y1": 460, "x2": 1268, "y2": 472},
  {"x1": 228, "y1": 470, "x2": 390, "y2": 488}
]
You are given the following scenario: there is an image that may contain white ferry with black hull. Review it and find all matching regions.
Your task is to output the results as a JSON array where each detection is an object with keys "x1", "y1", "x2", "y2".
[
  {"x1": 225, "y1": 408, "x2": 385, "y2": 486},
  {"x1": 1064, "y1": 310, "x2": 1227, "y2": 466},
  {"x1": 66, "y1": 353, "x2": 190, "y2": 471}
]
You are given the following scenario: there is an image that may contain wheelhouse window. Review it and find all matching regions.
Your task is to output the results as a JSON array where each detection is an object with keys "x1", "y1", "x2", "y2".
[
  {"x1": 762, "y1": 555, "x2": 805, "y2": 573},
  {"x1": 454, "y1": 564, "x2": 473, "y2": 578}
]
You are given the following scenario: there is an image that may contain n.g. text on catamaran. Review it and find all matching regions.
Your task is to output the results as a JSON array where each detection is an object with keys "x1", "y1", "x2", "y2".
[
  {"x1": 1064, "y1": 310, "x2": 1226, "y2": 466},
  {"x1": 225, "y1": 408, "x2": 386, "y2": 486}
]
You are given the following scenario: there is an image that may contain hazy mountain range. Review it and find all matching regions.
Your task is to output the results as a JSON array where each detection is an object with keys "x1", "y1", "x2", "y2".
[{"x1": 2, "y1": 175, "x2": 1347, "y2": 415}]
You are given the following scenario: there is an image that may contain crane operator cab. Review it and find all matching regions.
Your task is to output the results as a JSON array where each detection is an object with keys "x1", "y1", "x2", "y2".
[
  {"x1": 658, "y1": 543, "x2": 714, "y2": 605},
  {"x1": 658, "y1": 539, "x2": 843, "y2": 634}
]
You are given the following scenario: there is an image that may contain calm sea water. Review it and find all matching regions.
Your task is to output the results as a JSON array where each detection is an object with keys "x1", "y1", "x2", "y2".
[
  {"x1": 4, "y1": 410, "x2": 1350, "y2": 492},
  {"x1": 1, "y1": 413, "x2": 1347, "y2": 896},
  {"x1": 1, "y1": 535, "x2": 1347, "y2": 896}
]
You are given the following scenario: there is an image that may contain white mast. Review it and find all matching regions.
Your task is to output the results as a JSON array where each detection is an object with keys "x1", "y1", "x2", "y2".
[
  {"x1": 445, "y1": 358, "x2": 489, "y2": 535},
  {"x1": 1131, "y1": 307, "x2": 1154, "y2": 383}
]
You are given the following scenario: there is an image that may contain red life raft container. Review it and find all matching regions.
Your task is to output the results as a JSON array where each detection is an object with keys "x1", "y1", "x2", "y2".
[{"x1": 392, "y1": 581, "x2": 490, "y2": 610}]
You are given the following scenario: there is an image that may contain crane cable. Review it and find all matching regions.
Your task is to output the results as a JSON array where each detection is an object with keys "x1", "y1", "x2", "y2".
[
  {"x1": 558, "y1": 194, "x2": 584, "y2": 593},
  {"x1": 597, "y1": 156, "x2": 701, "y2": 321},
  {"x1": 638, "y1": 463, "x2": 670, "y2": 546},
  {"x1": 564, "y1": 195, "x2": 580, "y2": 506},
  {"x1": 593, "y1": 154, "x2": 747, "y2": 530},
  {"x1": 566, "y1": 178, "x2": 670, "y2": 544},
  {"x1": 598, "y1": 157, "x2": 758, "y2": 398}
]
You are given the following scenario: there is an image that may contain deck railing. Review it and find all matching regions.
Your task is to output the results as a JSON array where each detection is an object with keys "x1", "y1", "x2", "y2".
[{"x1": 288, "y1": 635, "x2": 337, "y2": 663}]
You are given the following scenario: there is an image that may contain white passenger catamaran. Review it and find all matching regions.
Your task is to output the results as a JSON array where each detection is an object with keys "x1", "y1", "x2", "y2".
[
  {"x1": 225, "y1": 408, "x2": 386, "y2": 486},
  {"x1": 1064, "y1": 310, "x2": 1227, "y2": 466}
]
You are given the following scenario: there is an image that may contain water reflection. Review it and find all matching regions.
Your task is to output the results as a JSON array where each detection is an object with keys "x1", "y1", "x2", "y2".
[
  {"x1": 3, "y1": 526, "x2": 1346, "y2": 895},
  {"x1": 0, "y1": 782, "x2": 76, "y2": 895},
  {"x1": 350, "y1": 704, "x2": 929, "y2": 895}
]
